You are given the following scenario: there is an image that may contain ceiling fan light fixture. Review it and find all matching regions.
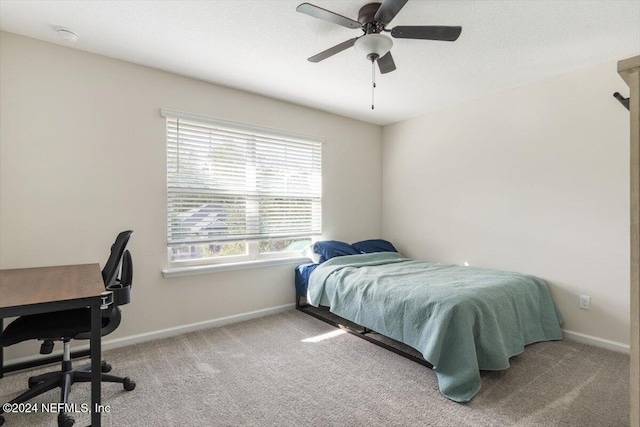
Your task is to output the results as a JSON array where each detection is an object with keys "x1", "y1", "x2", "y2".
[{"x1": 354, "y1": 34, "x2": 393, "y2": 60}]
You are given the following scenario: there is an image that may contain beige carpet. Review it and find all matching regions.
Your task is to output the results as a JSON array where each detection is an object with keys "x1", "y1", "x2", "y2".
[{"x1": 0, "y1": 310, "x2": 629, "y2": 426}]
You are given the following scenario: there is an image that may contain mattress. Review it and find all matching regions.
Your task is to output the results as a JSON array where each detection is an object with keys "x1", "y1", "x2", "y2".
[{"x1": 305, "y1": 252, "x2": 563, "y2": 402}]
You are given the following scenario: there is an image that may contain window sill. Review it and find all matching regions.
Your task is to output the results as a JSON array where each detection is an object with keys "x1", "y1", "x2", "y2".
[{"x1": 162, "y1": 256, "x2": 312, "y2": 278}]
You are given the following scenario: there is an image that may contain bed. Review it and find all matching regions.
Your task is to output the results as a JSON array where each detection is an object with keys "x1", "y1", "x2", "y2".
[{"x1": 295, "y1": 240, "x2": 563, "y2": 403}]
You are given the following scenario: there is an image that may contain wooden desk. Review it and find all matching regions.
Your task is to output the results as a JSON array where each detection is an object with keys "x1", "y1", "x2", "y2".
[{"x1": 0, "y1": 264, "x2": 105, "y2": 427}]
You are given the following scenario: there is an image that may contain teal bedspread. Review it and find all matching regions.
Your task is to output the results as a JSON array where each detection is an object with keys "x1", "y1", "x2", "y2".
[{"x1": 307, "y1": 252, "x2": 563, "y2": 402}]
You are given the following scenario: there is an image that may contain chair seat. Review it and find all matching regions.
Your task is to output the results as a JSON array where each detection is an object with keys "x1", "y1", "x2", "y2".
[{"x1": 0, "y1": 309, "x2": 108, "y2": 347}]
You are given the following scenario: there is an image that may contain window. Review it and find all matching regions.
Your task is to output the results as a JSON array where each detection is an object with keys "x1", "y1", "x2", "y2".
[{"x1": 162, "y1": 109, "x2": 322, "y2": 267}]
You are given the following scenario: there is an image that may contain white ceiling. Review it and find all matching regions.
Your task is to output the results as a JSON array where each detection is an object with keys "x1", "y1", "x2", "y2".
[{"x1": 1, "y1": 1, "x2": 639, "y2": 125}]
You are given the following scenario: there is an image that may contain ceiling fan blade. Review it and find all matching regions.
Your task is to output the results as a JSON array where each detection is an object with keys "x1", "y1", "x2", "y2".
[
  {"x1": 308, "y1": 37, "x2": 358, "y2": 63},
  {"x1": 377, "y1": 52, "x2": 396, "y2": 74},
  {"x1": 374, "y1": 0, "x2": 409, "y2": 26},
  {"x1": 391, "y1": 26, "x2": 462, "y2": 41},
  {"x1": 296, "y1": 3, "x2": 361, "y2": 29}
]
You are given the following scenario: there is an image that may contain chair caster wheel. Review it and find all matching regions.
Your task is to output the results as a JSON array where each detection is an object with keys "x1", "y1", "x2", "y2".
[
  {"x1": 101, "y1": 362, "x2": 112, "y2": 373},
  {"x1": 123, "y1": 377, "x2": 136, "y2": 391},
  {"x1": 0, "y1": 414, "x2": 5, "y2": 426},
  {"x1": 58, "y1": 413, "x2": 75, "y2": 427}
]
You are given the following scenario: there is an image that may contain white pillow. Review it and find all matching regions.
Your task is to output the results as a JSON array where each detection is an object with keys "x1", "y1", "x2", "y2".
[{"x1": 303, "y1": 244, "x2": 321, "y2": 264}]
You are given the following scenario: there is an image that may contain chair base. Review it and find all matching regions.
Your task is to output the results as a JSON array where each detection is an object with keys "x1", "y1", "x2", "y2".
[{"x1": 0, "y1": 357, "x2": 135, "y2": 427}]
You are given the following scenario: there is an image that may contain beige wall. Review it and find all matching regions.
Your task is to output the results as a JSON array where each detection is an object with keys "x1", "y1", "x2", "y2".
[
  {"x1": 383, "y1": 61, "x2": 631, "y2": 346},
  {"x1": 0, "y1": 32, "x2": 383, "y2": 360},
  {"x1": 1, "y1": 30, "x2": 630, "y2": 361}
]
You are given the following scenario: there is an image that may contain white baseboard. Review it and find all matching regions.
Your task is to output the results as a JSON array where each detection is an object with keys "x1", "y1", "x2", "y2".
[
  {"x1": 562, "y1": 329, "x2": 630, "y2": 354},
  {"x1": 4, "y1": 303, "x2": 296, "y2": 367},
  {"x1": 103, "y1": 302, "x2": 296, "y2": 350}
]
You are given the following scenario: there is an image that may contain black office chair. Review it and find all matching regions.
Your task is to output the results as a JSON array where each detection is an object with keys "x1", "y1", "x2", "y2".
[{"x1": 0, "y1": 230, "x2": 136, "y2": 427}]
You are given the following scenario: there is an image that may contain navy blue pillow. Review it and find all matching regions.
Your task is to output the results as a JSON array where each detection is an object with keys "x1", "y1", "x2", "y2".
[
  {"x1": 351, "y1": 239, "x2": 398, "y2": 254},
  {"x1": 313, "y1": 240, "x2": 359, "y2": 263}
]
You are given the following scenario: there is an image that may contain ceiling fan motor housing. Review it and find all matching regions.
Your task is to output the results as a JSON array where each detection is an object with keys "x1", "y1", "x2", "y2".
[{"x1": 358, "y1": 3, "x2": 384, "y2": 30}]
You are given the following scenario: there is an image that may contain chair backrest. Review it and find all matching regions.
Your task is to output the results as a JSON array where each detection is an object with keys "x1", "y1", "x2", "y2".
[
  {"x1": 76, "y1": 237, "x2": 134, "y2": 340},
  {"x1": 99, "y1": 249, "x2": 133, "y2": 336},
  {"x1": 102, "y1": 230, "x2": 133, "y2": 288}
]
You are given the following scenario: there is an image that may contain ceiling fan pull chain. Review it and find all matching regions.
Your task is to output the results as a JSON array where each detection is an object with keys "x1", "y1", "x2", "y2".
[{"x1": 371, "y1": 58, "x2": 376, "y2": 110}]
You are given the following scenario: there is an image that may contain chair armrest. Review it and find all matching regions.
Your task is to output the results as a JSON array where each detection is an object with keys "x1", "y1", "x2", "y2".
[{"x1": 106, "y1": 282, "x2": 131, "y2": 306}]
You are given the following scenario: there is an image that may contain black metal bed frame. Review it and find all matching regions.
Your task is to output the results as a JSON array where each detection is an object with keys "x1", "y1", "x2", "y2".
[{"x1": 296, "y1": 294, "x2": 433, "y2": 369}]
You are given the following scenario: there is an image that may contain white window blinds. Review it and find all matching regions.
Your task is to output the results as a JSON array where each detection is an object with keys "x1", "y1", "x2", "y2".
[{"x1": 163, "y1": 110, "x2": 322, "y2": 246}]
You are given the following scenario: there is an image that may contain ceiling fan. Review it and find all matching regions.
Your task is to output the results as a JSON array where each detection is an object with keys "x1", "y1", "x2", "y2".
[{"x1": 296, "y1": 0, "x2": 462, "y2": 75}]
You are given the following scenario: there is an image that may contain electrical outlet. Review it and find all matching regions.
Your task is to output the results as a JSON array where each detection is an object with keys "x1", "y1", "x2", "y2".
[{"x1": 579, "y1": 295, "x2": 591, "y2": 310}]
